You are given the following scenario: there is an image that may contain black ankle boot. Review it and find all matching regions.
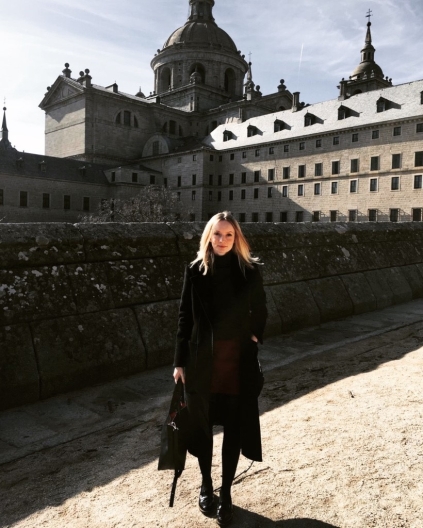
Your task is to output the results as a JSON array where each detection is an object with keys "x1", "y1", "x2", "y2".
[
  {"x1": 217, "y1": 494, "x2": 233, "y2": 526},
  {"x1": 198, "y1": 480, "x2": 214, "y2": 516}
]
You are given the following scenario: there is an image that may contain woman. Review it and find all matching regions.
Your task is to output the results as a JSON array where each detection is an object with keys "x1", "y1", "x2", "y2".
[{"x1": 173, "y1": 211, "x2": 267, "y2": 526}]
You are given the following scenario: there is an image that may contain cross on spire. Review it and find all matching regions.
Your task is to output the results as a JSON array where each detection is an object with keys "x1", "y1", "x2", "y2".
[
  {"x1": 248, "y1": 52, "x2": 252, "y2": 63},
  {"x1": 366, "y1": 9, "x2": 373, "y2": 21}
]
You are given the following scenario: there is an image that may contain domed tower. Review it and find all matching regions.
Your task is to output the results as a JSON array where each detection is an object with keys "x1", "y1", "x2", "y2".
[
  {"x1": 151, "y1": 0, "x2": 248, "y2": 111},
  {"x1": 338, "y1": 13, "x2": 392, "y2": 99}
]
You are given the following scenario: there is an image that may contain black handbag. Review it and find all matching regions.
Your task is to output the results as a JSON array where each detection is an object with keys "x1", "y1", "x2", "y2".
[{"x1": 158, "y1": 379, "x2": 189, "y2": 507}]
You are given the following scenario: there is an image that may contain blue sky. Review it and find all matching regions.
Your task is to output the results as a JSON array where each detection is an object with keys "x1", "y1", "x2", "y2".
[{"x1": 1, "y1": 0, "x2": 422, "y2": 155}]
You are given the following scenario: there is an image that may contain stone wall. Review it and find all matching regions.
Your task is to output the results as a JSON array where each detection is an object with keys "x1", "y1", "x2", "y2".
[{"x1": 1, "y1": 221, "x2": 423, "y2": 411}]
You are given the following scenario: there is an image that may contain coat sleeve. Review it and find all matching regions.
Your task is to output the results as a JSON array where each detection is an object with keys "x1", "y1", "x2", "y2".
[
  {"x1": 250, "y1": 265, "x2": 268, "y2": 344},
  {"x1": 174, "y1": 265, "x2": 194, "y2": 367}
]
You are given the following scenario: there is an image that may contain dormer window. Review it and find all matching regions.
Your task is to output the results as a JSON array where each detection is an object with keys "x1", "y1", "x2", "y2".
[
  {"x1": 223, "y1": 130, "x2": 233, "y2": 142},
  {"x1": 274, "y1": 119, "x2": 286, "y2": 132},
  {"x1": 304, "y1": 113, "x2": 316, "y2": 127},
  {"x1": 39, "y1": 161, "x2": 46, "y2": 172},
  {"x1": 16, "y1": 158, "x2": 24, "y2": 168},
  {"x1": 377, "y1": 97, "x2": 390, "y2": 113},
  {"x1": 247, "y1": 125, "x2": 258, "y2": 137},
  {"x1": 79, "y1": 166, "x2": 86, "y2": 177},
  {"x1": 338, "y1": 106, "x2": 351, "y2": 120}
]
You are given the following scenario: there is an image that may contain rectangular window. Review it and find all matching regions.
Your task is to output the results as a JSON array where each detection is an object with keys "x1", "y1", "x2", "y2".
[
  {"x1": 268, "y1": 187, "x2": 273, "y2": 198},
  {"x1": 393, "y1": 126, "x2": 402, "y2": 136},
  {"x1": 350, "y1": 159, "x2": 359, "y2": 173},
  {"x1": 252, "y1": 212, "x2": 259, "y2": 222},
  {"x1": 177, "y1": 157, "x2": 182, "y2": 163},
  {"x1": 333, "y1": 136, "x2": 340, "y2": 145},
  {"x1": 368, "y1": 209, "x2": 378, "y2": 222},
  {"x1": 299, "y1": 142, "x2": 305, "y2": 151},
  {"x1": 416, "y1": 123, "x2": 423, "y2": 133},
  {"x1": 371, "y1": 156, "x2": 380, "y2": 171},
  {"x1": 192, "y1": 174, "x2": 197, "y2": 185},
  {"x1": 152, "y1": 141, "x2": 159, "y2": 156},
  {"x1": 314, "y1": 183, "x2": 321, "y2": 195},
  {"x1": 314, "y1": 163, "x2": 322, "y2": 177},
  {"x1": 255, "y1": 149, "x2": 260, "y2": 157},
  {"x1": 330, "y1": 210, "x2": 338, "y2": 222},
  {"x1": 192, "y1": 190, "x2": 196, "y2": 201},
  {"x1": 239, "y1": 213, "x2": 246, "y2": 222},
  {"x1": 269, "y1": 147, "x2": 274, "y2": 154},
  {"x1": 150, "y1": 175, "x2": 156, "y2": 184},
  {"x1": 298, "y1": 184, "x2": 304, "y2": 196},
  {"x1": 229, "y1": 190, "x2": 234, "y2": 201},
  {"x1": 132, "y1": 172, "x2": 138, "y2": 183},
  {"x1": 209, "y1": 191, "x2": 213, "y2": 202},
  {"x1": 229, "y1": 174, "x2": 234, "y2": 185},
  {"x1": 265, "y1": 212, "x2": 273, "y2": 223},
  {"x1": 283, "y1": 167, "x2": 290, "y2": 179},
  {"x1": 372, "y1": 130, "x2": 380, "y2": 139},
  {"x1": 241, "y1": 172, "x2": 246, "y2": 184},
  {"x1": 282, "y1": 185, "x2": 288, "y2": 198},
  {"x1": 218, "y1": 175, "x2": 222, "y2": 186},
  {"x1": 254, "y1": 188, "x2": 259, "y2": 199},
  {"x1": 189, "y1": 213, "x2": 196, "y2": 222},
  {"x1": 111, "y1": 172, "x2": 116, "y2": 182},
  {"x1": 331, "y1": 181, "x2": 338, "y2": 194},
  {"x1": 296, "y1": 211, "x2": 304, "y2": 222},
  {"x1": 370, "y1": 178, "x2": 378, "y2": 192},
  {"x1": 219, "y1": 156, "x2": 223, "y2": 162},
  {"x1": 414, "y1": 175, "x2": 422, "y2": 189},
  {"x1": 280, "y1": 211, "x2": 288, "y2": 222},
  {"x1": 217, "y1": 191, "x2": 222, "y2": 202},
  {"x1": 242, "y1": 151, "x2": 247, "y2": 159},
  {"x1": 230, "y1": 153, "x2": 234, "y2": 160},
  {"x1": 123, "y1": 110, "x2": 131, "y2": 126},
  {"x1": 254, "y1": 171, "x2": 260, "y2": 182},
  {"x1": 298, "y1": 165, "x2": 305, "y2": 178},
  {"x1": 284, "y1": 144, "x2": 289, "y2": 153},
  {"x1": 83, "y1": 197, "x2": 90, "y2": 212},
  {"x1": 352, "y1": 133, "x2": 359, "y2": 143},
  {"x1": 164, "y1": 178, "x2": 168, "y2": 188},
  {"x1": 392, "y1": 154, "x2": 401, "y2": 169},
  {"x1": 209, "y1": 174, "x2": 213, "y2": 186},
  {"x1": 241, "y1": 189, "x2": 246, "y2": 200},
  {"x1": 312, "y1": 211, "x2": 320, "y2": 222},
  {"x1": 177, "y1": 176, "x2": 181, "y2": 187},
  {"x1": 42, "y1": 193, "x2": 50, "y2": 209},
  {"x1": 64, "y1": 195, "x2": 71, "y2": 210},
  {"x1": 177, "y1": 192, "x2": 181, "y2": 201},
  {"x1": 350, "y1": 180, "x2": 358, "y2": 193},
  {"x1": 316, "y1": 139, "x2": 322, "y2": 148},
  {"x1": 332, "y1": 161, "x2": 340, "y2": 175},
  {"x1": 415, "y1": 152, "x2": 423, "y2": 167},
  {"x1": 193, "y1": 155, "x2": 197, "y2": 161},
  {"x1": 0, "y1": 189, "x2": 3, "y2": 206},
  {"x1": 20, "y1": 191, "x2": 28, "y2": 207},
  {"x1": 412, "y1": 208, "x2": 422, "y2": 221},
  {"x1": 210, "y1": 154, "x2": 214, "y2": 161},
  {"x1": 390, "y1": 209, "x2": 399, "y2": 222},
  {"x1": 391, "y1": 176, "x2": 400, "y2": 190},
  {"x1": 349, "y1": 210, "x2": 357, "y2": 222},
  {"x1": 268, "y1": 168, "x2": 275, "y2": 181}
]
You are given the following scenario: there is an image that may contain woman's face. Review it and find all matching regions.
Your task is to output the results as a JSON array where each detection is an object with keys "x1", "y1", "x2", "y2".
[{"x1": 211, "y1": 220, "x2": 235, "y2": 256}]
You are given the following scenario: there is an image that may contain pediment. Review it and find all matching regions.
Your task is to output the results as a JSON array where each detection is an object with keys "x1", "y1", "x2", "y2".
[{"x1": 39, "y1": 77, "x2": 84, "y2": 109}]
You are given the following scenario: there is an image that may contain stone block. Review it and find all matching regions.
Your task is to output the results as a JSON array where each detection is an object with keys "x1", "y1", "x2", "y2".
[
  {"x1": 32, "y1": 308, "x2": 146, "y2": 398},
  {"x1": 340, "y1": 273, "x2": 377, "y2": 314},
  {"x1": 270, "y1": 282, "x2": 321, "y2": 332},
  {"x1": 0, "y1": 266, "x2": 77, "y2": 326},
  {"x1": 263, "y1": 286, "x2": 282, "y2": 337},
  {"x1": 0, "y1": 223, "x2": 84, "y2": 269},
  {"x1": 308, "y1": 277, "x2": 354, "y2": 322},
  {"x1": 363, "y1": 269, "x2": 394, "y2": 309},
  {"x1": 156, "y1": 256, "x2": 187, "y2": 299},
  {"x1": 67, "y1": 263, "x2": 115, "y2": 313},
  {"x1": 134, "y1": 300, "x2": 180, "y2": 369},
  {"x1": 400, "y1": 265, "x2": 423, "y2": 299},
  {"x1": 106, "y1": 258, "x2": 168, "y2": 307},
  {"x1": 166, "y1": 222, "x2": 205, "y2": 256},
  {"x1": 385, "y1": 267, "x2": 413, "y2": 304},
  {"x1": 77, "y1": 222, "x2": 178, "y2": 262},
  {"x1": 357, "y1": 243, "x2": 392, "y2": 270},
  {"x1": 0, "y1": 324, "x2": 39, "y2": 410}
]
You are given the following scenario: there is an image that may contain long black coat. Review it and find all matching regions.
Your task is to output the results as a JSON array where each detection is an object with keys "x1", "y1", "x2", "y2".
[{"x1": 174, "y1": 252, "x2": 267, "y2": 462}]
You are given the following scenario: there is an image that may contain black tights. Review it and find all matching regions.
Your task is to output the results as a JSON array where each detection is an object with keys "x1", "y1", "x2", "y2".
[{"x1": 198, "y1": 394, "x2": 241, "y2": 498}]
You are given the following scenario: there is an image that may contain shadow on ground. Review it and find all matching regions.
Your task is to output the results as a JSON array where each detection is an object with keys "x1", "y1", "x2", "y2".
[{"x1": 0, "y1": 319, "x2": 421, "y2": 527}]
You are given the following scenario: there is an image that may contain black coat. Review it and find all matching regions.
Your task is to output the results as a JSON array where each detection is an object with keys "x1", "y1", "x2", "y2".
[{"x1": 174, "y1": 252, "x2": 267, "y2": 462}]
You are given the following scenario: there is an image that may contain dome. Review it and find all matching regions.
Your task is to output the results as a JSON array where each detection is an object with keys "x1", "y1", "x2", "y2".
[
  {"x1": 352, "y1": 61, "x2": 384, "y2": 79},
  {"x1": 163, "y1": 22, "x2": 237, "y2": 52}
]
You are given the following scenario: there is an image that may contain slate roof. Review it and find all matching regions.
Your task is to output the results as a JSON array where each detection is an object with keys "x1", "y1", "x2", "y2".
[
  {"x1": 0, "y1": 148, "x2": 111, "y2": 185},
  {"x1": 204, "y1": 79, "x2": 423, "y2": 151}
]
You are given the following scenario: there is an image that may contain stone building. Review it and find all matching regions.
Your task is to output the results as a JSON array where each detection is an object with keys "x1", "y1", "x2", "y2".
[{"x1": 0, "y1": 0, "x2": 422, "y2": 223}]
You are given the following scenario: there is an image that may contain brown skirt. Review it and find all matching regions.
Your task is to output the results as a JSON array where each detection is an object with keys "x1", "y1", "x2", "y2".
[{"x1": 210, "y1": 339, "x2": 240, "y2": 395}]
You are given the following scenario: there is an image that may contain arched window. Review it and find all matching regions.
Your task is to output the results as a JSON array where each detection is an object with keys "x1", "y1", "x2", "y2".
[
  {"x1": 189, "y1": 63, "x2": 206, "y2": 84},
  {"x1": 160, "y1": 67, "x2": 171, "y2": 93},
  {"x1": 116, "y1": 111, "x2": 139, "y2": 128},
  {"x1": 224, "y1": 68, "x2": 236, "y2": 94}
]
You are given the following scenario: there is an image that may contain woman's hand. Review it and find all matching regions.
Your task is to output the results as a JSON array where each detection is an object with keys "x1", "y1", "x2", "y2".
[
  {"x1": 251, "y1": 335, "x2": 258, "y2": 343},
  {"x1": 173, "y1": 367, "x2": 185, "y2": 384}
]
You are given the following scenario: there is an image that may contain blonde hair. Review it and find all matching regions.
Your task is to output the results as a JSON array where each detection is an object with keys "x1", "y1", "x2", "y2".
[{"x1": 191, "y1": 211, "x2": 259, "y2": 275}]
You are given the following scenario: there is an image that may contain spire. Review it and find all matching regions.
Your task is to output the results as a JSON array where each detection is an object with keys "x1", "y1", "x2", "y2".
[
  {"x1": 0, "y1": 106, "x2": 11, "y2": 148},
  {"x1": 188, "y1": 0, "x2": 215, "y2": 22}
]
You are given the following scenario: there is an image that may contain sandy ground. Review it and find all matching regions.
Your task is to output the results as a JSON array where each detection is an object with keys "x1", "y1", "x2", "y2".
[{"x1": 1, "y1": 322, "x2": 423, "y2": 528}]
